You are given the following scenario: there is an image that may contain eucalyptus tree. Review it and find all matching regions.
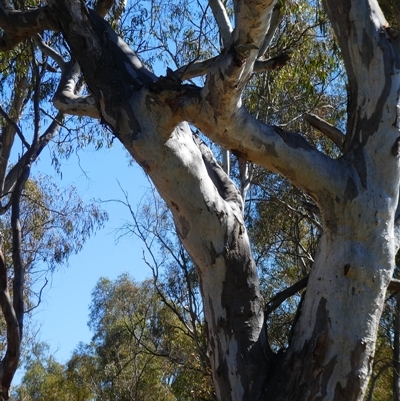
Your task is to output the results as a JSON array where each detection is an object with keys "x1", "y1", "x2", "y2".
[
  {"x1": 66, "y1": 275, "x2": 209, "y2": 401},
  {"x1": 1, "y1": 0, "x2": 400, "y2": 400},
  {"x1": 0, "y1": 38, "x2": 107, "y2": 400}
]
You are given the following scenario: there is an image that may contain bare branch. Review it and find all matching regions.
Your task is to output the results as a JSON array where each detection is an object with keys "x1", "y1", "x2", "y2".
[
  {"x1": 52, "y1": 62, "x2": 100, "y2": 119},
  {"x1": 303, "y1": 112, "x2": 345, "y2": 150},
  {"x1": 25, "y1": 277, "x2": 48, "y2": 313},
  {"x1": 264, "y1": 275, "x2": 309, "y2": 319},
  {"x1": 389, "y1": 279, "x2": 400, "y2": 293},
  {"x1": 176, "y1": 52, "x2": 290, "y2": 80},
  {"x1": 208, "y1": 0, "x2": 232, "y2": 46},
  {"x1": 258, "y1": 4, "x2": 282, "y2": 57},
  {"x1": 33, "y1": 34, "x2": 66, "y2": 70},
  {"x1": 0, "y1": 105, "x2": 30, "y2": 150}
]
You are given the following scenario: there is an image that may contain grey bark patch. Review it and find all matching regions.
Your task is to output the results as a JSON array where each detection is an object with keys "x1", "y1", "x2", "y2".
[
  {"x1": 201, "y1": 221, "x2": 267, "y2": 400},
  {"x1": 276, "y1": 128, "x2": 314, "y2": 151},
  {"x1": 353, "y1": 146, "x2": 367, "y2": 188},
  {"x1": 333, "y1": 340, "x2": 365, "y2": 401},
  {"x1": 361, "y1": 29, "x2": 374, "y2": 68},
  {"x1": 344, "y1": 177, "x2": 358, "y2": 201},
  {"x1": 177, "y1": 214, "x2": 190, "y2": 239},
  {"x1": 265, "y1": 142, "x2": 278, "y2": 157}
]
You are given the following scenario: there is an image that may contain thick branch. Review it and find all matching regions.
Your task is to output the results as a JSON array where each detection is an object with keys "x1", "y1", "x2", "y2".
[
  {"x1": 49, "y1": 0, "x2": 156, "y2": 124},
  {"x1": 201, "y1": 0, "x2": 278, "y2": 114},
  {"x1": 323, "y1": 0, "x2": 400, "y2": 151},
  {"x1": 53, "y1": 61, "x2": 100, "y2": 119},
  {"x1": 304, "y1": 112, "x2": 345, "y2": 150},
  {"x1": 178, "y1": 88, "x2": 348, "y2": 202},
  {"x1": 258, "y1": 4, "x2": 282, "y2": 57},
  {"x1": 195, "y1": 136, "x2": 243, "y2": 211},
  {"x1": 0, "y1": 5, "x2": 59, "y2": 50},
  {"x1": 176, "y1": 52, "x2": 290, "y2": 80},
  {"x1": 94, "y1": 0, "x2": 115, "y2": 18}
]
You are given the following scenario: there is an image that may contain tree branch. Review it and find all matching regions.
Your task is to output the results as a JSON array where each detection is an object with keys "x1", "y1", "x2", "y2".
[
  {"x1": 0, "y1": 5, "x2": 59, "y2": 50},
  {"x1": 195, "y1": 135, "x2": 243, "y2": 213},
  {"x1": 264, "y1": 275, "x2": 309, "y2": 320},
  {"x1": 389, "y1": 279, "x2": 400, "y2": 293},
  {"x1": 303, "y1": 112, "x2": 345, "y2": 150},
  {"x1": 258, "y1": 3, "x2": 282, "y2": 57},
  {"x1": 175, "y1": 52, "x2": 290, "y2": 80},
  {"x1": 198, "y1": 0, "x2": 278, "y2": 115},
  {"x1": 0, "y1": 105, "x2": 30, "y2": 150},
  {"x1": 33, "y1": 34, "x2": 66, "y2": 70},
  {"x1": 323, "y1": 0, "x2": 400, "y2": 151},
  {"x1": 52, "y1": 61, "x2": 100, "y2": 119},
  {"x1": 264, "y1": 275, "x2": 400, "y2": 324},
  {"x1": 208, "y1": 0, "x2": 232, "y2": 46},
  {"x1": 3, "y1": 111, "x2": 65, "y2": 196}
]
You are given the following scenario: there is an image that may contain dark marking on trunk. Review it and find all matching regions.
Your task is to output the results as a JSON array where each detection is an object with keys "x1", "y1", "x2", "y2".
[
  {"x1": 391, "y1": 136, "x2": 400, "y2": 156},
  {"x1": 352, "y1": 38, "x2": 394, "y2": 149},
  {"x1": 206, "y1": 294, "x2": 233, "y2": 401},
  {"x1": 209, "y1": 242, "x2": 218, "y2": 264},
  {"x1": 178, "y1": 214, "x2": 190, "y2": 239},
  {"x1": 344, "y1": 177, "x2": 358, "y2": 201},
  {"x1": 265, "y1": 142, "x2": 278, "y2": 157},
  {"x1": 275, "y1": 128, "x2": 314, "y2": 151},
  {"x1": 265, "y1": 297, "x2": 335, "y2": 400},
  {"x1": 344, "y1": 263, "x2": 351, "y2": 276},
  {"x1": 333, "y1": 340, "x2": 365, "y2": 401},
  {"x1": 361, "y1": 29, "x2": 374, "y2": 68},
  {"x1": 353, "y1": 146, "x2": 367, "y2": 188},
  {"x1": 170, "y1": 200, "x2": 179, "y2": 212},
  {"x1": 211, "y1": 221, "x2": 268, "y2": 399}
]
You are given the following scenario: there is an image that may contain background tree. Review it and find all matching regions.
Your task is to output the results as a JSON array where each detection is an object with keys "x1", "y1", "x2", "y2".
[
  {"x1": 62, "y1": 274, "x2": 212, "y2": 400},
  {"x1": 0, "y1": 0, "x2": 113, "y2": 395},
  {"x1": 0, "y1": 173, "x2": 107, "y2": 399},
  {"x1": 11, "y1": 341, "x2": 92, "y2": 401}
]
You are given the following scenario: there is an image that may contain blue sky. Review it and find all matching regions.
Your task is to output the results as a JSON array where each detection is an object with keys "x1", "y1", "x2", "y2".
[{"x1": 28, "y1": 140, "x2": 153, "y2": 365}]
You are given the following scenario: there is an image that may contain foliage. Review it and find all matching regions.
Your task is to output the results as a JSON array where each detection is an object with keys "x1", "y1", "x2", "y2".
[
  {"x1": 66, "y1": 274, "x2": 213, "y2": 400},
  {"x1": 11, "y1": 342, "x2": 92, "y2": 401}
]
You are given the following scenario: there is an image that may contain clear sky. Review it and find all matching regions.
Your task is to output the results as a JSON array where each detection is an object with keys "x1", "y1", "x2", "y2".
[{"x1": 28, "y1": 140, "x2": 153, "y2": 365}]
